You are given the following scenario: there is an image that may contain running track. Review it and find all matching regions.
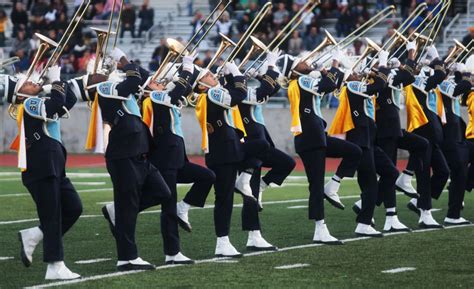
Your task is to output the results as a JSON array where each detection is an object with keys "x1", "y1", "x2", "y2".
[{"x1": 0, "y1": 153, "x2": 409, "y2": 172}]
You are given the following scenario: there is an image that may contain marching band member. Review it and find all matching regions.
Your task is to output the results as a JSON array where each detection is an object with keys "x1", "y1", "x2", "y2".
[
  {"x1": 328, "y1": 50, "x2": 391, "y2": 237},
  {"x1": 371, "y1": 41, "x2": 430, "y2": 232},
  {"x1": 463, "y1": 55, "x2": 474, "y2": 193},
  {"x1": 438, "y1": 61, "x2": 472, "y2": 225},
  {"x1": 237, "y1": 50, "x2": 295, "y2": 251},
  {"x1": 280, "y1": 50, "x2": 363, "y2": 242},
  {"x1": 194, "y1": 61, "x2": 270, "y2": 257},
  {"x1": 3, "y1": 66, "x2": 83, "y2": 280},
  {"x1": 400, "y1": 45, "x2": 450, "y2": 228},
  {"x1": 139, "y1": 53, "x2": 216, "y2": 263},
  {"x1": 71, "y1": 48, "x2": 175, "y2": 270}
]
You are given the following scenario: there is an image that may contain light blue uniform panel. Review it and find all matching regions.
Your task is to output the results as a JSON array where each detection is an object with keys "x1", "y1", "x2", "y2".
[
  {"x1": 122, "y1": 96, "x2": 141, "y2": 118},
  {"x1": 251, "y1": 105, "x2": 265, "y2": 125},
  {"x1": 170, "y1": 107, "x2": 184, "y2": 138},
  {"x1": 426, "y1": 90, "x2": 438, "y2": 114},
  {"x1": 44, "y1": 121, "x2": 62, "y2": 143}
]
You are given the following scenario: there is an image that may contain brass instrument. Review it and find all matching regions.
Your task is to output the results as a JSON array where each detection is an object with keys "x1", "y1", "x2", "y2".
[
  {"x1": 150, "y1": 38, "x2": 188, "y2": 83},
  {"x1": 445, "y1": 39, "x2": 468, "y2": 64},
  {"x1": 25, "y1": 34, "x2": 59, "y2": 82},
  {"x1": 302, "y1": 29, "x2": 337, "y2": 67},
  {"x1": 311, "y1": 5, "x2": 395, "y2": 65},
  {"x1": 0, "y1": 56, "x2": 20, "y2": 68},
  {"x1": 245, "y1": 0, "x2": 321, "y2": 75},
  {"x1": 238, "y1": 36, "x2": 268, "y2": 70},
  {"x1": 457, "y1": 40, "x2": 473, "y2": 63},
  {"x1": 38, "y1": 0, "x2": 91, "y2": 80},
  {"x1": 90, "y1": 27, "x2": 116, "y2": 74},
  {"x1": 347, "y1": 38, "x2": 381, "y2": 79}
]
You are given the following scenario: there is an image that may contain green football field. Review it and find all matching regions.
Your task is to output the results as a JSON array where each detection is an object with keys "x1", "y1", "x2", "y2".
[{"x1": 1, "y1": 167, "x2": 474, "y2": 288}]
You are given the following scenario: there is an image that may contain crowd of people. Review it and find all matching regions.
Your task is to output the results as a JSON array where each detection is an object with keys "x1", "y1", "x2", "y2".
[{"x1": 1, "y1": 0, "x2": 154, "y2": 77}]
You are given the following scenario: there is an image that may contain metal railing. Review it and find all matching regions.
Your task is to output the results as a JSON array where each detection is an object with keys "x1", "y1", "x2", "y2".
[{"x1": 442, "y1": 13, "x2": 460, "y2": 44}]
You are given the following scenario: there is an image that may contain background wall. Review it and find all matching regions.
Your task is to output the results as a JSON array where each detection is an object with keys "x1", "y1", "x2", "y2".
[{"x1": 3, "y1": 103, "x2": 454, "y2": 157}]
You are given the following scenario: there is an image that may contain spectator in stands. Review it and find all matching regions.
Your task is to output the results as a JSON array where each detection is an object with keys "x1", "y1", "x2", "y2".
[
  {"x1": 11, "y1": 2, "x2": 28, "y2": 37},
  {"x1": 381, "y1": 26, "x2": 395, "y2": 46},
  {"x1": 30, "y1": 15, "x2": 46, "y2": 34},
  {"x1": 73, "y1": 38, "x2": 87, "y2": 58},
  {"x1": 51, "y1": 0, "x2": 68, "y2": 17},
  {"x1": 304, "y1": 26, "x2": 324, "y2": 51},
  {"x1": 0, "y1": 9, "x2": 8, "y2": 47},
  {"x1": 202, "y1": 49, "x2": 213, "y2": 67},
  {"x1": 215, "y1": 13, "x2": 232, "y2": 45},
  {"x1": 100, "y1": 0, "x2": 122, "y2": 20},
  {"x1": 44, "y1": 6, "x2": 57, "y2": 31},
  {"x1": 237, "y1": 13, "x2": 251, "y2": 35},
  {"x1": 273, "y1": 3, "x2": 289, "y2": 30},
  {"x1": 120, "y1": 3, "x2": 137, "y2": 39},
  {"x1": 11, "y1": 30, "x2": 31, "y2": 58},
  {"x1": 77, "y1": 49, "x2": 93, "y2": 73},
  {"x1": 288, "y1": 30, "x2": 303, "y2": 56},
  {"x1": 190, "y1": 10, "x2": 204, "y2": 44},
  {"x1": 462, "y1": 27, "x2": 474, "y2": 47},
  {"x1": 138, "y1": 0, "x2": 154, "y2": 38},
  {"x1": 55, "y1": 12, "x2": 68, "y2": 34},
  {"x1": 31, "y1": 0, "x2": 49, "y2": 17},
  {"x1": 150, "y1": 38, "x2": 169, "y2": 70},
  {"x1": 335, "y1": 0, "x2": 354, "y2": 37},
  {"x1": 246, "y1": 2, "x2": 259, "y2": 20}
]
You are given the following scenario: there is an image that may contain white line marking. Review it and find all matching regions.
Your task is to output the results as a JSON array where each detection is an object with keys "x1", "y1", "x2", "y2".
[
  {"x1": 0, "y1": 192, "x2": 406, "y2": 225},
  {"x1": 73, "y1": 182, "x2": 107, "y2": 186},
  {"x1": 213, "y1": 260, "x2": 239, "y2": 264},
  {"x1": 0, "y1": 188, "x2": 113, "y2": 198},
  {"x1": 0, "y1": 178, "x2": 21, "y2": 181},
  {"x1": 275, "y1": 263, "x2": 310, "y2": 269},
  {"x1": 0, "y1": 257, "x2": 14, "y2": 261},
  {"x1": 0, "y1": 172, "x2": 111, "y2": 178},
  {"x1": 75, "y1": 258, "x2": 112, "y2": 264},
  {"x1": 26, "y1": 224, "x2": 474, "y2": 288},
  {"x1": 431, "y1": 208, "x2": 442, "y2": 212},
  {"x1": 382, "y1": 267, "x2": 416, "y2": 274},
  {"x1": 287, "y1": 205, "x2": 307, "y2": 209}
]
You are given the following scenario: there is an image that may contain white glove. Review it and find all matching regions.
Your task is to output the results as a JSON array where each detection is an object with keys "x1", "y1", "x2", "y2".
[
  {"x1": 182, "y1": 51, "x2": 197, "y2": 73},
  {"x1": 47, "y1": 65, "x2": 61, "y2": 82},
  {"x1": 452, "y1": 62, "x2": 466, "y2": 72},
  {"x1": 110, "y1": 47, "x2": 126, "y2": 62},
  {"x1": 406, "y1": 41, "x2": 417, "y2": 52},
  {"x1": 331, "y1": 49, "x2": 345, "y2": 62},
  {"x1": 266, "y1": 49, "x2": 281, "y2": 67},
  {"x1": 378, "y1": 50, "x2": 389, "y2": 67},
  {"x1": 426, "y1": 45, "x2": 439, "y2": 60},
  {"x1": 389, "y1": 57, "x2": 400, "y2": 68},
  {"x1": 246, "y1": 67, "x2": 259, "y2": 78},
  {"x1": 225, "y1": 61, "x2": 242, "y2": 76}
]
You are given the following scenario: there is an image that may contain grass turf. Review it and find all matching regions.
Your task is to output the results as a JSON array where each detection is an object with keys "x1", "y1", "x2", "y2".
[{"x1": 0, "y1": 168, "x2": 473, "y2": 288}]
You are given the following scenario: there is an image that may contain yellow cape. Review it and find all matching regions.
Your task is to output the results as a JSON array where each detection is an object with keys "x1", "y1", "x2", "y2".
[
  {"x1": 466, "y1": 91, "x2": 474, "y2": 139},
  {"x1": 328, "y1": 86, "x2": 354, "y2": 137},
  {"x1": 142, "y1": 97, "x2": 154, "y2": 134},
  {"x1": 85, "y1": 94, "x2": 100, "y2": 151},
  {"x1": 404, "y1": 84, "x2": 429, "y2": 132},
  {"x1": 9, "y1": 104, "x2": 26, "y2": 171},
  {"x1": 287, "y1": 79, "x2": 302, "y2": 136}
]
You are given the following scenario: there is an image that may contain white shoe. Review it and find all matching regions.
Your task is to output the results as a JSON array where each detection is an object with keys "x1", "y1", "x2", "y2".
[
  {"x1": 176, "y1": 201, "x2": 192, "y2": 232},
  {"x1": 246, "y1": 230, "x2": 277, "y2": 251},
  {"x1": 313, "y1": 222, "x2": 342, "y2": 245},
  {"x1": 444, "y1": 217, "x2": 471, "y2": 226},
  {"x1": 396, "y1": 172, "x2": 419, "y2": 198},
  {"x1": 215, "y1": 236, "x2": 242, "y2": 258},
  {"x1": 258, "y1": 179, "x2": 268, "y2": 210},
  {"x1": 117, "y1": 257, "x2": 156, "y2": 271},
  {"x1": 419, "y1": 210, "x2": 442, "y2": 229},
  {"x1": 235, "y1": 172, "x2": 257, "y2": 201},
  {"x1": 355, "y1": 223, "x2": 383, "y2": 237},
  {"x1": 407, "y1": 198, "x2": 420, "y2": 216},
  {"x1": 383, "y1": 214, "x2": 411, "y2": 232},
  {"x1": 324, "y1": 179, "x2": 345, "y2": 209},
  {"x1": 165, "y1": 252, "x2": 194, "y2": 264},
  {"x1": 352, "y1": 200, "x2": 376, "y2": 227},
  {"x1": 45, "y1": 261, "x2": 81, "y2": 280},
  {"x1": 18, "y1": 227, "x2": 43, "y2": 267}
]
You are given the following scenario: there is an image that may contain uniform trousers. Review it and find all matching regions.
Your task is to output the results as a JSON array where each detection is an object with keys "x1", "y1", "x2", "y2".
[
  {"x1": 242, "y1": 146, "x2": 296, "y2": 231},
  {"x1": 25, "y1": 176, "x2": 83, "y2": 262},
  {"x1": 106, "y1": 155, "x2": 171, "y2": 260}
]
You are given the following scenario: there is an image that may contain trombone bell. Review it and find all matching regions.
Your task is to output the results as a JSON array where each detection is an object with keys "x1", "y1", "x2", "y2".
[
  {"x1": 25, "y1": 33, "x2": 59, "y2": 82},
  {"x1": 238, "y1": 36, "x2": 268, "y2": 69}
]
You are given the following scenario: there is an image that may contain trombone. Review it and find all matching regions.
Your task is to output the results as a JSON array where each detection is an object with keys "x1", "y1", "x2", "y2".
[
  {"x1": 90, "y1": 27, "x2": 116, "y2": 74},
  {"x1": 445, "y1": 39, "x2": 468, "y2": 65},
  {"x1": 37, "y1": 0, "x2": 91, "y2": 81},
  {"x1": 244, "y1": 0, "x2": 321, "y2": 76},
  {"x1": 310, "y1": 5, "x2": 396, "y2": 66},
  {"x1": 0, "y1": 56, "x2": 20, "y2": 68},
  {"x1": 301, "y1": 29, "x2": 338, "y2": 67},
  {"x1": 158, "y1": 0, "x2": 234, "y2": 81}
]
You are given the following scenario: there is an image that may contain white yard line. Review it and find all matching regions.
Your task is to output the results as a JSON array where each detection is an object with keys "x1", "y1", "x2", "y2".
[
  {"x1": 0, "y1": 172, "x2": 110, "y2": 178},
  {"x1": 275, "y1": 263, "x2": 310, "y2": 269},
  {"x1": 287, "y1": 205, "x2": 308, "y2": 209},
  {"x1": 72, "y1": 182, "x2": 107, "y2": 186},
  {"x1": 26, "y1": 224, "x2": 474, "y2": 288},
  {"x1": 381, "y1": 267, "x2": 416, "y2": 274},
  {"x1": 0, "y1": 188, "x2": 113, "y2": 198},
  {"x1": 0, "y1": 256, "x2": 14, "y2": 261},
  {"x1": 75, "y1": 258, "x2": 112, "y2": 265}
]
